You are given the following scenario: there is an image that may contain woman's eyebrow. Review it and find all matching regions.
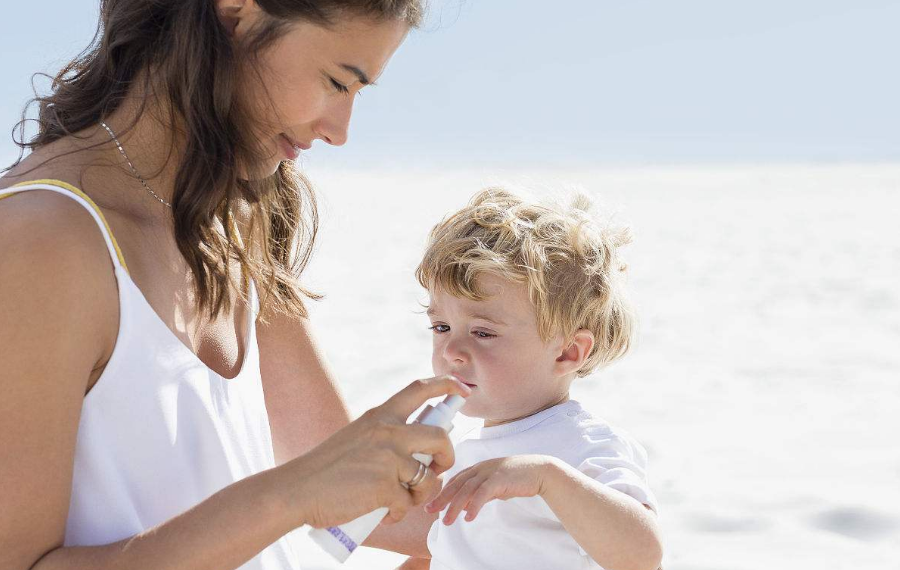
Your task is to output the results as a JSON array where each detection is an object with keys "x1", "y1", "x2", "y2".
[{"x1": 339, "y1": 63, "x2": 372, "y2": 85}]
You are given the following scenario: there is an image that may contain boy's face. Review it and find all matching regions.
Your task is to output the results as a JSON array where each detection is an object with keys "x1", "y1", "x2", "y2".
[{"x1": 427, "y1": 274, "x2": 571, "y2": 426}]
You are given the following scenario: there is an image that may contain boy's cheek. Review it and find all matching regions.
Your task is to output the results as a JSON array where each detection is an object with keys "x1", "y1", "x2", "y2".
[
  {"x1": 432, "y1": 358, "x2": 450, "y2": 377},
  {"x1": 431, "y1": 349, "x2": 446, "y2": 374}
]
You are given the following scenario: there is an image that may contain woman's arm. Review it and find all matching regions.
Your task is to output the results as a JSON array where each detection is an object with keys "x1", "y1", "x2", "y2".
[
  {"x1": 257, "y1": 312, "x2": 441, "y2": 557},
  {"x1": 27, "y1": 381, "x2": 468, "y2": 570},
  {"x1": 396, "y1": 557, "x2": 431, "y2": 570},
  {"x1": 0, "y1": 192, "x2": 120, "y2": 570},
  {"x1": 365, "y1": 495, "x2": 439, "y2": 557},
  {"x1": 257, "y1": 314, "x2": 352, "y2": 464},
  {"x1": 30, "y1": 470, "x2": 299, "y2": 570}
]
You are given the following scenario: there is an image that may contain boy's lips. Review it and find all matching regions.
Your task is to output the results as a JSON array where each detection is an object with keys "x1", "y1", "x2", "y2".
[{"x1": 451, "y1": 375, "x2": 477, "y2": 388}]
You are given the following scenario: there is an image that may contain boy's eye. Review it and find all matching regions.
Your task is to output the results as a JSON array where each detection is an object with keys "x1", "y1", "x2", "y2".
[
  {"x1": 472, "y1": 330, "x2": 496, "y2": 339},
  {"x1": 428, "y1": 324, "x2": 450, "y2": 333}
]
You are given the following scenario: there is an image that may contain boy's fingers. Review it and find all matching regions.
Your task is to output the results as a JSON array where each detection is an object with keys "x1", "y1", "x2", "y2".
[
  {"x1": 440, "y1": 468, "x2": 467, "y2": 491},
  {"x1": 463, "y1": 484, "x2": 498, "y2": 521},
  {"x1": 427, "y1": 468, "x2": 472, "y2": 512},
  {"x1": 443, "y1": 477, "x2": 483, "y2": 525},
  {"x1": 443, "y1": 464, "x2": 477, "y2": 491}
]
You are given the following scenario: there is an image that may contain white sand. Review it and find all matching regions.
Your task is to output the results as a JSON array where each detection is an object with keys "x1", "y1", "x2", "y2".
[{"x1": 283, "y1": 163, "x2": 900, "y2": 569}]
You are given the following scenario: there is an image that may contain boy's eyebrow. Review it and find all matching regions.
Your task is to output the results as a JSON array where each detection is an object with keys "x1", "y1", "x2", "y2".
[
  {"x1": 340, "y1": 64, "x2": 372, "y2": 85},
  {"x1": 426, "y1": 306, "x2": 507, "y2": 327},
  {"x1": 470, "y1": 313, "x2": 507, "y2": 326}
]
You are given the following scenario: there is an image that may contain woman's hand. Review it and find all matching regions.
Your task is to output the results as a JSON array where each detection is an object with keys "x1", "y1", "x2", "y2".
[
  {"x1": 279, "y1": 375, "x2": 471, "y2": 530},
  {"x1": 423, "y1": 455, "x2": 556, "y2": 525}
]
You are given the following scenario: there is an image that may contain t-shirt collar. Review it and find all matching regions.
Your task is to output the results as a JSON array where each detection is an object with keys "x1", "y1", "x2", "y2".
[{"x1": 476, "y1": 400, "x2": 581, "y2": 440}]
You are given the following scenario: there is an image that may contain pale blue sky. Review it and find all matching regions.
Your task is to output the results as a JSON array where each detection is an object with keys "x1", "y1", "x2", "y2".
[{"x1": 2, "y1": 0, "x2": 898, "y2": 169}]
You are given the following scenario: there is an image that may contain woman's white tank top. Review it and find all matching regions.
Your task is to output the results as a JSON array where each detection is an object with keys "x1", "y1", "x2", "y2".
[{"x1": 0, "y1": 180, "x2": 301, "y2": 569}]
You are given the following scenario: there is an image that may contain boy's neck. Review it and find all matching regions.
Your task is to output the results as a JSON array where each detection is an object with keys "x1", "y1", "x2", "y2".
[{"x1": 483, "y1": 392, "x2": 571, "y2": 428}]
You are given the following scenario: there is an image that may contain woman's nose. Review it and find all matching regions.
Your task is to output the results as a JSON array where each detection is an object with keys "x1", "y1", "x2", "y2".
[{"x1": 314, "y1": 98, "x2": 352, "y2": 147}]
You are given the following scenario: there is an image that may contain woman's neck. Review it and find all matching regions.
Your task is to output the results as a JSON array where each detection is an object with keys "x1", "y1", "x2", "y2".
[{"x1": 95, "y1": 87, "x2": 183, "y2": 214}]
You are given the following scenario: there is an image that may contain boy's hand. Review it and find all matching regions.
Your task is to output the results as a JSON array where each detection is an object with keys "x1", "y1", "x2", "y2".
[{"x1": 423, "y1": 455, "x2": 559, "y2": 525}]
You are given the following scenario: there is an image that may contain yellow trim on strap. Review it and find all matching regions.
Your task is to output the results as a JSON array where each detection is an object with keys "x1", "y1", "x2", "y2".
[{"x1": 4, "y1": 179, "x2": 130, "y2": 272}]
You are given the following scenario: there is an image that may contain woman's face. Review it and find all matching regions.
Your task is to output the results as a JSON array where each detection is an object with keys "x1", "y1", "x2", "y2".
[{"x1": 226, "y1": 3, "x2": 409, "y2": 176}]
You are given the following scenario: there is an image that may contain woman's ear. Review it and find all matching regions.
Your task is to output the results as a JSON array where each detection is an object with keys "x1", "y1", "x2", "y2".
[
  {"x1": 214, "y1": 0, "x2": 260, "y2": 38},
  {"x1": 554, "y1": 330, "x2": 595, "y2": 376}
]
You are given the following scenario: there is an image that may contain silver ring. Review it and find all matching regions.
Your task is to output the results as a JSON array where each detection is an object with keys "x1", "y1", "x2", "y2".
[{"x1": 406, "y1": 460, "x2": 428, "y2": 488}]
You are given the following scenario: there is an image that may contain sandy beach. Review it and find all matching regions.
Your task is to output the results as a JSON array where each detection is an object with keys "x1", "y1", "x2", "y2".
[{"x1": 283, "y1": 163, "x2": 900, "y2": 569}]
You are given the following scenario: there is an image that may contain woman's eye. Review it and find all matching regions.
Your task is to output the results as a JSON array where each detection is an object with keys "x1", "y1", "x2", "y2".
[
  {"x1": 329, "y1": 77, "x2": 350, "y2": 95},
  {"x1": 472, "y1": 330, "x2": 496, "y2": 339},
  {"x1": 428, "y1": 324, "x2": 450, "y2": 333}
]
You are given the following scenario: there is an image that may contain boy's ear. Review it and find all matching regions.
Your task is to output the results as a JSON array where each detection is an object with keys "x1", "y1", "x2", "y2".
[{"x1": 554, "y1": 329, "x2": 594, "y2": 376}]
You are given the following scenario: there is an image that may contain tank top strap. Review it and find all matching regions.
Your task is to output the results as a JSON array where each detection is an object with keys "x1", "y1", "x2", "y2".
[{"x1": 0, "y1": 179, "x2": 129, "y2": 273}]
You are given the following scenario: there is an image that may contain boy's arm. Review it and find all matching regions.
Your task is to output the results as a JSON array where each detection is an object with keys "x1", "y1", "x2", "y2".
[
  {"x1": 427, "y1": 455, "x2": 662, "y2": 570},
  {"x1": 538, "y1": 458, "x2": 661, "y2": 570}
]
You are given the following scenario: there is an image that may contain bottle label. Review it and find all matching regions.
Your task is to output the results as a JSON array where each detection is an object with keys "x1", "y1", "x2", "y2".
[{"x1": 325, "y1": 526, "x2": 358, "y2": 553}]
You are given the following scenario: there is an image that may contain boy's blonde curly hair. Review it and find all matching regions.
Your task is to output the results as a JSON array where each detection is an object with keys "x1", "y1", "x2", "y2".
[{"x1": 416, "y1": 187, "x2": 634, "y2": 377}]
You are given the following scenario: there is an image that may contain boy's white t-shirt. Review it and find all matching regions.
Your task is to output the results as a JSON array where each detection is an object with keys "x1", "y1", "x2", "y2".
[{"x1": 427, "y1": 400, "x2": 657, "y2": 570}]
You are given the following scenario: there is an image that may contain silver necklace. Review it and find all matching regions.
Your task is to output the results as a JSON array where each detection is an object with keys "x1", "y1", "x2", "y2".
[{"x1": 99, "y1": 121, "x2": 172, "y2": 208}]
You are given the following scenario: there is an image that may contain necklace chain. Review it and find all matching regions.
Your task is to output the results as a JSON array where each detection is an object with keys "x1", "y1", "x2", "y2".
[{"x1": 99, "y1": 121, "x2": 172, "y2": 208}]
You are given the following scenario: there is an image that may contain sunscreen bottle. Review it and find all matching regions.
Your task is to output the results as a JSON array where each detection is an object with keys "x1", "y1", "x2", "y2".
[{"x1": 308, "y1": 394, "x2": 466, "y2": 563}]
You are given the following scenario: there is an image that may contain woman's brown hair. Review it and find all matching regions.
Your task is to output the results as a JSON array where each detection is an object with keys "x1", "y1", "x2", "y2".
[{"x1": 3, "y1": 0, "x2": 423, "y2": 320}]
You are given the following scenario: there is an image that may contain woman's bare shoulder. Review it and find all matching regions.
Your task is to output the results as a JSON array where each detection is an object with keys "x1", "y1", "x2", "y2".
[{"x1": 0, "y1": 180, "x2": 120, "y2": 373}]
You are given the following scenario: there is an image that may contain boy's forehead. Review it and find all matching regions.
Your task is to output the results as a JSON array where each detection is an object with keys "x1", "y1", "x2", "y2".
[{"x1": 428, "y1": 276, "x2": 535, "y2": 325}]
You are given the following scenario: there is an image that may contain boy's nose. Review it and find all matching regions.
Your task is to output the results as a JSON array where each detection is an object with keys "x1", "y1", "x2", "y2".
[{"x1": 442, "y1": 338, "x2": 468, "y2": 364}]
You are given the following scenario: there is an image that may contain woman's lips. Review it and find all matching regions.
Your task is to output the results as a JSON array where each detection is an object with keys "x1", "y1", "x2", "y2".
[
  {"x1": 278, "y1": 134, "x2": 300, "y2": 160},
  {"x1": 278, "y1": 133, "x2": 310, "y2": 160}
]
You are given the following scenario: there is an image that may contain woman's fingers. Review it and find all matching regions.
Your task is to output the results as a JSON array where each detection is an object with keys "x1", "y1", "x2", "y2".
[
  {"x1": 379, "y1": 375, "x2": 470, "y2": 421},
  {"x1": 402, "y1": 458, "x2": 442, "y2": 505},
  {"x1": 384, "y1": 489, "x2": 415, "y2": 525},
  {"x1": 395, "y1": 424, "x2": 455, "y2": 474}
]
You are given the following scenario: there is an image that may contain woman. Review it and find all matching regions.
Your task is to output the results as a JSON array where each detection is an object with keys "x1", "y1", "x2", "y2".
[{"x1": 0, "y1": 1, "x2": 469, "y2": 569}]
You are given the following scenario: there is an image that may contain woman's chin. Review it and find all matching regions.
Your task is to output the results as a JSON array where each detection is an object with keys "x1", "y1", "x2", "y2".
[{"x1": 237, "y1": 159, "x2": 283, "y2": 182}]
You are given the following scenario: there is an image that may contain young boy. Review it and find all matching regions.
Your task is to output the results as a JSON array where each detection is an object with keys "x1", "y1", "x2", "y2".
[{"x1": 403, "y1": 187, "x2": 662, "y2": 570}]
